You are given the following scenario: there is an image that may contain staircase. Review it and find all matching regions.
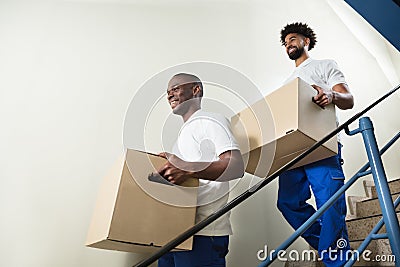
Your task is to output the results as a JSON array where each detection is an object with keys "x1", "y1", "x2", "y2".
[
  {"x1": 285, "y1": 178, "x2": 400, "y2": 267},
  {"x1": 346, "y1": 178, "x2": 400, "y2": 266}
]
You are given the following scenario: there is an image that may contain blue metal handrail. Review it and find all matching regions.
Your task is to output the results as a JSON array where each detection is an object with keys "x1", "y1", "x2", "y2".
[
  {"x1": 134, "y1": 84, "x2": 400, "y2": 267},
  {"x1": 348, "y1": 118, "x2": 400, "y2": 265},
  {"x1": 259, "y1": 120, "x2": 400, "y2": 266}
]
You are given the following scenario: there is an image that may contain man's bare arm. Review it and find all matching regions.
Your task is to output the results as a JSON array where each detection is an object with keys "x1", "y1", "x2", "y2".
[
  {"x1": 312, "y1": 83, "x2": 354, "y2": 110},
  {"x1": 158, "y1": 150, "x2": 244, "y2": 185}
]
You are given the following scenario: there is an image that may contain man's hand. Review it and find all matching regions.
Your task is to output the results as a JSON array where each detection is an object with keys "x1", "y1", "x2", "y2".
[
  {"x1": 312, "y1": 84, "x2": 333, "y2": 108},
  {"x1": 312, "y1": 83, "x2": 354, "y2": 110},
  {"x1": 157, "y1": 150, "x2": 244, "y2": 184},
  {"x1": 157, "y1": 152, "x2": 194, "y2": 185}
]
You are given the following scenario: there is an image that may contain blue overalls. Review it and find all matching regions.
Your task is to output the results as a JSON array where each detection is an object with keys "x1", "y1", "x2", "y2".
[{"x1": 277, "y1": 144, "x2": 350, "y2": 266}]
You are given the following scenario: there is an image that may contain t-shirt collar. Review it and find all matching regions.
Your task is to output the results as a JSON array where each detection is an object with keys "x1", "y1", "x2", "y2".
[
  {"x1": 184, "y1": 109, "x2": 203, "y2": 124},
  {"x1": 296, "y1": 57, "x2": 313, "y2": 68}
]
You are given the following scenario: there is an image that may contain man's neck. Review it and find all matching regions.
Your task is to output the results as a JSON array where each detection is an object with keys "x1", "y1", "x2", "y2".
[
  {"x1": 294, "y1": 53, "x2": 310, "y2": 67},
  {"x1": 182, "y1": 106, "x2": 201, "y2": 122}
]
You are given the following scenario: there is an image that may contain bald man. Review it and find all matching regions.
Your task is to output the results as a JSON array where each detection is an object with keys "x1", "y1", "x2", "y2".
[{"x1": 157, "y1": 73, "x2": 244, "y2": 267}]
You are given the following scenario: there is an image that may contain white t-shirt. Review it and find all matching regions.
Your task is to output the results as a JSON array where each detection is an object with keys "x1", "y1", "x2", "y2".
[
  {"x1": 284, "y1": 58, "x2": 347, "y2": 90},
  {"x1": 172, "y1": 110, "x2": 240, "y2": 236},
  {"x1": 284, "y1": 57, "x2": 348, "y2": 142}
]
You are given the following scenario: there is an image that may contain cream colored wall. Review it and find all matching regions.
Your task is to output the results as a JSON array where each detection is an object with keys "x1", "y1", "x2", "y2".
[{"x1": 0, "y1": 1, "x2": 399, "y2": 267}]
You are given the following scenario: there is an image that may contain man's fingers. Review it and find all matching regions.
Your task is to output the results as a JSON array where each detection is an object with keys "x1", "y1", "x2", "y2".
[
  {"x1": 311, "y1": 84, "x2": 322, "y2": 92},
  {"x1": 164, "y1": 168, "x2": 175, "y2": 177},
  {"x1": 158, "y1": 152, "x2": 167, "y2": 158},
  {"x1": 314, "y1": 92, "x2": 330, "y2": 103},
  {"x1": 157, "y1": 163, "x2": 170, "y2": 176},
  {"x1": 168, "y1": 177, "x2": 182, "y2": 185},
  {"x1": 316, "y1": 99, "x2": 329, "y2": 107},
  {"x1": 158, "y1": 152, "x2": 173, "y2": 159},
  {"x1": 312, "y1": 85, "x2": 324, "y2": 101},
  {"x1": 313, "y1": 90, "x2": 323, "y2": 100}
]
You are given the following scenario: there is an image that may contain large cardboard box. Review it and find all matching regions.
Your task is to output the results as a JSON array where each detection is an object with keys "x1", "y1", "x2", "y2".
[
  {"x1": 86, "y1": 149, "x2": 198, "y2": 253},
  {"x1": 231, "y1": 78, "x2": 338, "y2": 178}
]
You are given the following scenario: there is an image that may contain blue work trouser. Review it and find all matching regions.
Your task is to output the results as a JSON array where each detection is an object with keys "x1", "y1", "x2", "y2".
[
  {"x1": 158, "y1": 235, "x2": 229, "y2": 267},
  {"x1": 277, "y1": 144, "x2": 350, "y2": 267}
]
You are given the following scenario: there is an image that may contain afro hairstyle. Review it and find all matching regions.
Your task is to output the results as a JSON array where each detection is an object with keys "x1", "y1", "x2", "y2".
[{"x1": 280, "y1": 22, "x2": 317, "y2": 50}]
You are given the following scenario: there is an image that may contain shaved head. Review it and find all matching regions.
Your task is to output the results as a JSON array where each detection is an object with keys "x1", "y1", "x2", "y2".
[{"x1": 170, "y1": 73, "x2": 203, "y2": 97}]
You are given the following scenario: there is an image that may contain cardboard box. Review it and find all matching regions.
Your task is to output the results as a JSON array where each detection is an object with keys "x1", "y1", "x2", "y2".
[
  {"x1": 86, "y1": 149, "x2": 198, "y2": 253},
  {"x1": 231, "y1": 78, "x2": 338, "y2": 178}
]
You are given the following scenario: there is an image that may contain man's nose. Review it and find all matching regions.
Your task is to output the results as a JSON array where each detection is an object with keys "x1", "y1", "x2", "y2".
[{"x1": 168, "y1": 91, "x2": 176, "y2": 101}]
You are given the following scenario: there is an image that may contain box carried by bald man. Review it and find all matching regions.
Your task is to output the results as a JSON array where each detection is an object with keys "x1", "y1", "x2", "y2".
[{"x1": 86, "y1": 149, "x2": 198, "y2": 253}]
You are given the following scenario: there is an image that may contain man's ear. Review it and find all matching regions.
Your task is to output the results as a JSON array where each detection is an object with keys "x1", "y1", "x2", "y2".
[
  {"x1": 193, "y1": 85, "x2": 201, "y2": 97},
  {"x1": 304, "y1": 37, "x2": 310, "y2": 49}
]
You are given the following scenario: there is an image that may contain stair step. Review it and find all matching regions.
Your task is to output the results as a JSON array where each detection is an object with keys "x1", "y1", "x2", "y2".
[
  {"x1": 347, "y1": 196, "x2": 370, "y2": 216},
  {"x1": 346, "y1": 211, "x2": 400, "y2": 241},
  {"x1": 356, "y1": 193, "x2": 400, "y2": 217},
  {"x1": 350, "y1": 239, "x2": 395, "y2": 266},
  {"x1": 364, "y1": 178, "x2": 400, "y2": 198}
]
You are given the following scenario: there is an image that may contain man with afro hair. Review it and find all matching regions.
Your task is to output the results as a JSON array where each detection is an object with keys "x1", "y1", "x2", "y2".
[{"x1": 277, "y1": 22, "x2": 354, "y2": 267}]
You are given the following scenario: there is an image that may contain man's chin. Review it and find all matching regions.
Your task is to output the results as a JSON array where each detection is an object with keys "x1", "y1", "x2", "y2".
[
  {"x1": 172, "y1": 105, "x2": 182, "y2": 114},
  {"x1": 287, "y1": 48, "x2": 303, "y2": 60},
  {"x1": 288, "y1": 53, "x2": 300, "y2": 60},
  {"x1": 171, "y1": 102, "x2": 191, "y2": 115}
]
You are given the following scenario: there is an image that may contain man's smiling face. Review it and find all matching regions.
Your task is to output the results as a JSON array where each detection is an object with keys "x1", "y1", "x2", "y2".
[
  {"x1": 167, "y1": 76, "x2": 198, "y2": 115},
  {"x1": 284, "y1": 33, "x2": 308, "y2": 60}
]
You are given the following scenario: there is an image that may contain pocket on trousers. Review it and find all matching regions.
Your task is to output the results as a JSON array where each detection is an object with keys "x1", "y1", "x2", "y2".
[
  {"x1": 329, "y1": 169, "x2": 345, "y2": 180},
  {"x1": 330, "y1": 154, "x2": 345, "y2": 181},
  {"x1": 329, "y1": 168, "x2": 345, "y2": 196}
]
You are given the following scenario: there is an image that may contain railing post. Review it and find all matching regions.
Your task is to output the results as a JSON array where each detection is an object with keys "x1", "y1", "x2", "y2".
[{"x1": 358, "y1": 117, "x2": 400, "y2": 264}]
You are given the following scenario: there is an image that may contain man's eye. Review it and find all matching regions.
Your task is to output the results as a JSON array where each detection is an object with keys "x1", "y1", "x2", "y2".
[{"x1": 168, "y1": 87, "x2": 179, "y2": 94}]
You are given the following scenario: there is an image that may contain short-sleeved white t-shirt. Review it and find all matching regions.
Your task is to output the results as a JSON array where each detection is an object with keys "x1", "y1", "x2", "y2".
[
  {"x1": 172, "y1": 110, "x2": 240, "y2": 236},
  {"x1": 284, "y1": 58, "x2": 347, "y2": 90},
  {"x1": 284, "y1": 58, "x2": 348, "y2": 142}
]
